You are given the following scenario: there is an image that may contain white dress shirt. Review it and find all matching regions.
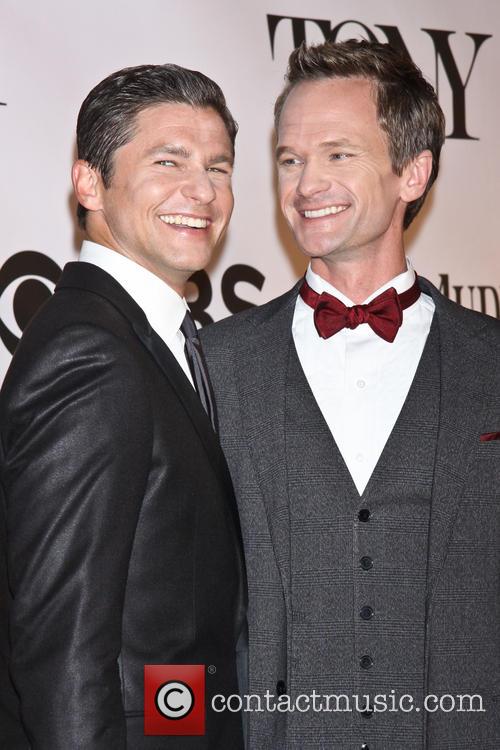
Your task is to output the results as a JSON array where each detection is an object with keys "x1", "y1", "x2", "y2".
[
  {"x1": 292, "y1": 261, "x2": 435, "y2": 495},
  {"x1": 79, "y1": 240, "x2": 194, "y2": 385}
]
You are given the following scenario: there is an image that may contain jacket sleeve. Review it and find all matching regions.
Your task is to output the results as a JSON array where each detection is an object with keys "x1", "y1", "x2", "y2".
[{"x1": 1, "y1": 323, "x2": 153, "y2": 749}]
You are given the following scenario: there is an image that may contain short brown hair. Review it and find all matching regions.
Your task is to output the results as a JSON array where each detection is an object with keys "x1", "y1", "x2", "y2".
[{"x1": 274, "y1": 39, "x2": 445, "y2": 228}]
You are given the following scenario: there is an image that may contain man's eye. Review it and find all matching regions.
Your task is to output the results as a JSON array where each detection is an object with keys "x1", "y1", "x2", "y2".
[
  {"x1": 208, "y1": 166, "x2": 229, "y2": 174},
  {"x1": 330, "y1": 153, "x2": 350, "y2": 161},
  {"x1": 157, "y1": 159, "x2": 176, "y2": 167},
  {"x1": 279, "y1": 158, "x2": 301, "y2": 167}
]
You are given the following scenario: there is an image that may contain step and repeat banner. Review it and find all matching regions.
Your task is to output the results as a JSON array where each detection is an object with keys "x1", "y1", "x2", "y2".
[{"x1": 0, "y1": 1, "x2": 499, "y2": 381}]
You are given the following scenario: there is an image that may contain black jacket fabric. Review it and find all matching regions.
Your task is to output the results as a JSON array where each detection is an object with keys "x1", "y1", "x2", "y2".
[{"x1": 0, "y1": 261, "x2": 246, "y2": 749}]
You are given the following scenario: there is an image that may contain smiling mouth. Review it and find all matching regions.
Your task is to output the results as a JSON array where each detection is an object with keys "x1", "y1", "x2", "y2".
[
  {"x1": 159, "y1": 214, "x2": 209, "y2": 229},
  {"x1": 302, "y1": 205, "x2": 349, "y2": 219}
]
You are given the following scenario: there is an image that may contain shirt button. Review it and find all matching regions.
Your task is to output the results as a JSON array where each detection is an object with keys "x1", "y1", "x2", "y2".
[
  {"x1": 360, "y1": 655, "x2": 374, "y2": 669},
  {"x1": 358, "y1": 508, "x2": 371, "y2": 522},
  {"x1": 356, "y1": 453, "x2": 364, "y2": 463},
  {"x1": 361, "y1": 745, "x2": 370, "y2": 750},
  {"x1": 360, "y1": 606, "x2": 374, "y2": 621},
  {"x1": 356, "y1": 379, "x2": 366, "y2": 388},
  {"x1": 360, "y1": 556, "x2": 373, "y2": 571}
]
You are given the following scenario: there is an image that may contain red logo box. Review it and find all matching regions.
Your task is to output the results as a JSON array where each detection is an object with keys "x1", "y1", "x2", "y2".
[{"x1": 144, "y1": 664, "x2": 205, "y2": 736}]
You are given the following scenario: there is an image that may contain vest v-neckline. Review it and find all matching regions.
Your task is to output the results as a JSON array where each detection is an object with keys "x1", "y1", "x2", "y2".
[{"x1": 287, "y1": 313, "x2": 441, "y2": 502}]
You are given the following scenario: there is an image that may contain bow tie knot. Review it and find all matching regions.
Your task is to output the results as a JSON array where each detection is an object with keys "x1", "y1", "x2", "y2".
[
  {"x1": 346, "y1": 303, "x2": 371, "y2": 329},
  {"x1": 301, "y1": 277, "x2": 420, "y2": 343}
]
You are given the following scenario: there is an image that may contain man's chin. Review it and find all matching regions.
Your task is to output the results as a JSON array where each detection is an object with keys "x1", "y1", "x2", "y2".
[{"x1": 298, "y1": 241, "x2": 343, "y2": 260}]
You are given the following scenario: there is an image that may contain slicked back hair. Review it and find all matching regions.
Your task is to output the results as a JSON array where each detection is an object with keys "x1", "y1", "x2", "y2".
[
  {"x1": 76, "y1": 63, "x2": 237, "y2": 228},
  {"x1": 274, "y1": 39, "x2": 445, "y2": 229}
]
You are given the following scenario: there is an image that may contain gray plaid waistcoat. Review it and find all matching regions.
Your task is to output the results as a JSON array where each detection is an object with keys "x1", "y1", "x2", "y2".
[{"x1": 284, "y1": 318, "x2": 439, "y2": 749}]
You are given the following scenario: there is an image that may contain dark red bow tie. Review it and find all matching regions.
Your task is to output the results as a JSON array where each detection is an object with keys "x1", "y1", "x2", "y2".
[{"x1": 300, "y1": 276, "x2": 421, "y2": 343}]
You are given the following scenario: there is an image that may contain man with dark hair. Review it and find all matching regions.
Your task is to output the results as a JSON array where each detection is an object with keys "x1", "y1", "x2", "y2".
[
  {"x1": 0, "y1": 64, "x2": 246, "y2": 749},
  {"x1": 201, "y1": 40, "x2": 500, "y2": 749}
]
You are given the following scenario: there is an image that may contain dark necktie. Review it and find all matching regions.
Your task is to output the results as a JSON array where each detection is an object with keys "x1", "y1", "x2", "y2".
[
  {"x1": 300, "y1": 276, "x2": 421, "y2": 343},
  {"x1": 180, "y1": 311, "x2": 217, "y2": 431}
]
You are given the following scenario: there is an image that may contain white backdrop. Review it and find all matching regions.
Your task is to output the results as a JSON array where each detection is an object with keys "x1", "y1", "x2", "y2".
[{"x1": 1, "y1": 0, "x2": 499, "y2": 381}]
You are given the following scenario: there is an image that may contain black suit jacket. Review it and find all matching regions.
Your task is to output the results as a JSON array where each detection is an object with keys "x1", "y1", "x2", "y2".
[{"x1": 0, "y1": 262, "x2": 246, "y2": 749}]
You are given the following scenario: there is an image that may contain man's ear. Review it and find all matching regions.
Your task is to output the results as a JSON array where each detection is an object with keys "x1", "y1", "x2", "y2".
[
  {"x1": 400, "y1": 150, "x2": 433, "y2": 203},
  {"x1": 72, "y1": 160, "x2": 103, "y2": 213}
]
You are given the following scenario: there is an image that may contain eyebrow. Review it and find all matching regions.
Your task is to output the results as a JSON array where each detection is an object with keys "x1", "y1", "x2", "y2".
[
  {"x1": 209, "y1": 151, "x2": 234, "y2": 166},
  {"x1": 275, "y1": 139, "x2": 356, "y2": 160},
  {"x1": 147, "y1": 144, "x2": 191, "y2": 159},
  {"x1": 319, "y1": 139, "x2": 356, "y2": 150},
  {"x1": 148, "y1": 144, "x2": 234, "y2": 166}
]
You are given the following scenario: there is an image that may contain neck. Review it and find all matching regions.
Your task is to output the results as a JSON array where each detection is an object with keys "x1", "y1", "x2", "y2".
[
  {"x1": 85, "y1": 232, "x2": 187, "y2": 298},
  {"x1": 311, "y1": 249, "x2": 407, "y2": 304}
]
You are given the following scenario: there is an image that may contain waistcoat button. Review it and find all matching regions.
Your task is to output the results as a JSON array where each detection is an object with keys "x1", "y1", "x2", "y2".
[
  {"x1": 358, "y1": 508, "x2": 371, "y2": 522},
  {"x1": 276, "y1": 680, "x2": 286, "y2": 696},
  {"x1": 360, "y1": 654, "x2": 373, "y2": 669},
  {"x1": 360, "y1": 606, "x2": 374, "y2": 620},
  {"x1": 360, "y1": 556, "x2": 373, "y2": 570}
]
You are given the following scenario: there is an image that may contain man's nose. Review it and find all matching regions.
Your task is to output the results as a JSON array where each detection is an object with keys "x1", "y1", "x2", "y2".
[
  {"x1": 296, "y1": 162, "x2": 331, "y2": 198},
  {"x1": 181, "y1": 169, "x2": 216, "y2": 204}
]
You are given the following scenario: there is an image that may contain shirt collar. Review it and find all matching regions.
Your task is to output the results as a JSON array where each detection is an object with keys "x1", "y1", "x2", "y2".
[
  {"x1": 305, "y1": 258, "x2": 416, "y2": 307},
  {"x1": 79, "y1": 240, "x2": 188, "y2": 344}
]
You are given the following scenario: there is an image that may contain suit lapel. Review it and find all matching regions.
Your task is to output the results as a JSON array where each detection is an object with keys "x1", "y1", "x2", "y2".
[
  {"x1": 137, "y1": 324, "x2": 234, "y2": 487},
  {"x1": 236, "y1": 283, "x2": 301, "y2": 612},
  {"x1": 420, "y1": 278, "x2": 494, "y2": 596},
  {"x1": 56, "y1": 262, "x2": 231, "y2": 490},
  {"x1": 137, "y1": 323, "x2": 244, "y2": 557}
]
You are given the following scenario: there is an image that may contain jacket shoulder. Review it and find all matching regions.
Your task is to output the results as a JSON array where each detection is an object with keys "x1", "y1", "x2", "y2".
[
  {"x1": 420, "y1": 275, "x2": 500, "y2": 347},
  {"x1": 457, "y1": 303, "x2": 500, "y2": 341},
  {"x1": 0, "y1": 289, "x2": 147, "y2": 425},
  {"x1": 28, "y1": 283, "x2": 134, "y2": 337},
  {"x1": 200, "y1": 282, "x2": 300, "y2": 350}
]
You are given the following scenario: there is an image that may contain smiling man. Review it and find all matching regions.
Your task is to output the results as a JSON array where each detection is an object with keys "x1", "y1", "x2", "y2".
[
  {"x1": 201, "y1": 40, "x2": 500, "y2": 749},
  {"x1": 0, "y1": 64, "x2": 246, "y2": 749}
]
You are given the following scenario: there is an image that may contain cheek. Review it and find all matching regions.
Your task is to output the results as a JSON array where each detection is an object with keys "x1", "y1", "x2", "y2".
[
  {"x1": 210, "y1": 188, "x2": 234, "y2": 229},
  {"x1": 137, "y1": 174, "x2": 176, "y2": 203},
  {"x1": 222, "y1": 187, "x2": 235, "y2": 218},
  {"x1": 278, "y1": 181, "x2": 295, "y2": 214},
  {"x1": 341, "y1": 163, "x2": 378, "y2": 189},
  {"x1": 348, "y1": 166, "x2": 397, "y2": 204}
]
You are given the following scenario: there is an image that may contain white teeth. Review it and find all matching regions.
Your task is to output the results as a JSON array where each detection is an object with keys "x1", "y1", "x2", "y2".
[
  {"x1": 304, "y1": 205, "x2": 348, "y2": 219},
  {"x1": 159, "y1": 215, "x2": 208, "y2": 228}
]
